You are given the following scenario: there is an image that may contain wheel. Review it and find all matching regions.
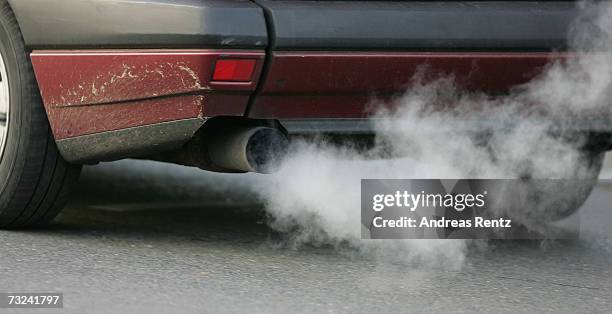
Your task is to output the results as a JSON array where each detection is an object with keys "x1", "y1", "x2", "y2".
[
  {"x1": 0, "y1": 2, "x2": 81, "y2": 228},
  {"x1": 476, "y1": 150, "x2": 605, "y2": 226},
  {"x1": 521, "y1": 150, "x2": 605, "y2": 222}
]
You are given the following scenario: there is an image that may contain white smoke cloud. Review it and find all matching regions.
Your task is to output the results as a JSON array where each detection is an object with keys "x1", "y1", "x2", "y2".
[{"x1": 252, "y1": 1, "x2": 612, "y2": 268}]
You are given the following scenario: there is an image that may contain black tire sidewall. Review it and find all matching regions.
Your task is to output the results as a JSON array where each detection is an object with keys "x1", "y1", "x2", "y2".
[{"x1": 0, "y1": 5, "x2": 34, "y2": 216}]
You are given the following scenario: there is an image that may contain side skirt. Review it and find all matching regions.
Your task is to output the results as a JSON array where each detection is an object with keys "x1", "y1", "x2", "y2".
[{"x1": 56, "y1": 118, "x2": 205, "y2": 163}]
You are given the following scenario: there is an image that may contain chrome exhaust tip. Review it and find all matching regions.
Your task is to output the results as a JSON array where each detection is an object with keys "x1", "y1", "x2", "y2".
[{"x1": 207, "y1": 126, "x2": 289, "y2": 173}]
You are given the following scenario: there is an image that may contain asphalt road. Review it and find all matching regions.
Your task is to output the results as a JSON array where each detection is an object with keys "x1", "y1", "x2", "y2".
[{"x1": 1, "y1": 157, "x2": 612, "y2": 313}]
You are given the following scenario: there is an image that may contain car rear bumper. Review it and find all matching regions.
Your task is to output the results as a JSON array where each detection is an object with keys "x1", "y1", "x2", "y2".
[
  {"x1": 31, "y1": 50, "x2": 568, "y2": 136},
  {"x1": 22, "y1": 1, "x2": 604, "y2": 163},
  {"x1": 30, "y1": 49, "x2": 265, "y2": 141},
  {"x1": 31, "y1": 49, "x2": 598, "y2": 163},
  {"x1": 30, "y1": 49, "x2": 266, "y2": 162},
  {"x1": 247, "y1": 51, "x2": 566, "y2": 119}
]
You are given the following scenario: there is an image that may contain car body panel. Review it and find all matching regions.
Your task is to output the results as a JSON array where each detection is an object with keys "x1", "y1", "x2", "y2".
[
  {"x1": 247, "y1": 1, "x2": 579, "y2": 118},
  {"x1": 9, "y1": 0, "x2": 268, "y2": 48},
  {"x1": 11, "y1": 0, "x2": 603, "y2": 164},
  {"x1": 258, "y1": 1, "x2": 577, "y2": 51},
  {"x1": 30, "y1": 50, "x2": 265, "y2": 140},
  {"x1": 248, "y1": 52, "x2": 566, "y2": 118}
]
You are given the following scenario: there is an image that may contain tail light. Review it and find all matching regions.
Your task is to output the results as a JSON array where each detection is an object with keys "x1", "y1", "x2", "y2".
[{"x1": 212, "y1": 59, "x2": 257, "y2": 82}]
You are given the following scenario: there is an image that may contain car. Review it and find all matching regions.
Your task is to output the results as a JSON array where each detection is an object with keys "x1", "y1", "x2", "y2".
[{"x1": 0, "y1": 0, "x2": 609, "y2": 228}]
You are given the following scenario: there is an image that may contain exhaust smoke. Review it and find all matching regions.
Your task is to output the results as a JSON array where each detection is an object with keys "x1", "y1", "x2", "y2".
[{"x1": 250, "y1": 1, "x2": 612, "y2": 267}]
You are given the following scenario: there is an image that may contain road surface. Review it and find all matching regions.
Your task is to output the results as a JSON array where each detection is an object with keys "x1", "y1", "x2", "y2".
[{"x1": 0, "y1": 156, "x2": 611, "y2": 313}]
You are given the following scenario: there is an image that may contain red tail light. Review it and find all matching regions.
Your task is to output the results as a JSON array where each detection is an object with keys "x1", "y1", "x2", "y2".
[{"x1": 212, "y1": 59, "x2": 257, "y2": 82}]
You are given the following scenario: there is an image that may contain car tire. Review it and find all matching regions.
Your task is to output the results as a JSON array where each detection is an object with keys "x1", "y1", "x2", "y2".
[
  {"x1": 474, "y1": 150, "x2": 605, "y2": 226},
  {"x1": 0, "y1": 1, "x2": 81, "y2": 228},
  {"x1": 545, "y1": 150, "x2": 605, "y2": 220}
]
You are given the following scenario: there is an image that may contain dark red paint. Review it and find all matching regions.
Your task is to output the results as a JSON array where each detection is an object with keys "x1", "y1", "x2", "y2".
[
  {"x1": 48, "y1": 95, "x2": 204, "y2": 139},
  {"x1": 30, "y1": 50, "x2": 264, "y2": 139},
  {"x1": 46, "y1": 94, "x2": 252, "y2": 139},
  {"x1": 249, "y1": 52, "x2": 568, "y2": 118},
  {"x1": 30, "y1": 49, "x2": 569, "y2": 139}
]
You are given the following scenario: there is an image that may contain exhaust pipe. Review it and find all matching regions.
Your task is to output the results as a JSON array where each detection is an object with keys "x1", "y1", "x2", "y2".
[{"x1": 206, "y1": 126, "x2": 289, "y2": 173}]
